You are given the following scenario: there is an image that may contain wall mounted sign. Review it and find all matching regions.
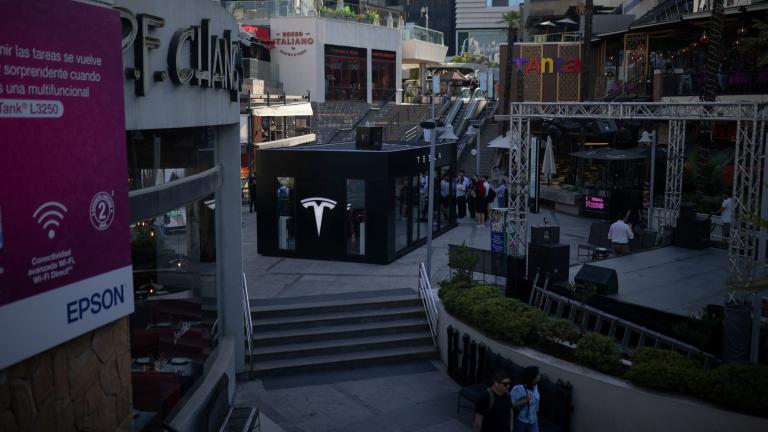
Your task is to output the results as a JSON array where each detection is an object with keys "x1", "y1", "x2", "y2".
[
  {"x1": 117, "y1": 6, "x2": 243, "y2": 101},
  {"x1": 510, "y1": 56, "x2": 581, "y2": 74},
  {"x1": 325, "y1": 44, "x2": 367, "y2": 59},
  {"x1": 301, "y1": 197, "x2": 336, "y2": 236},
  {"x1": 0, "y1": 0, "x2": 132, "y2": 368},
  {"x1": 275, "y1": 31, "x2": 314, "y2": 57}
]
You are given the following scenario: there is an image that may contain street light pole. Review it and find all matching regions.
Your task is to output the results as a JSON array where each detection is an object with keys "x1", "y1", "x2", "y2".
[
  {"x1": 649, "y1": 131, "x2": 656, "y2": 229},
  {"x1": 473, "y1": 120, "x2": 481, "y2": 175},
  {"x1": 421, "y1": 119, "x2": 437, "y2": 280}
]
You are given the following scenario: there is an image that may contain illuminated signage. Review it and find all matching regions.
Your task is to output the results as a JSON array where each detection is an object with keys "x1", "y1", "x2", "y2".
[
  {"x1": 584, "y1": 195, "x2": 606, "y2": 210},
  {"x1": 511, "y1": 56, "x2": 581, "y2": 74},
  {"x1": 275, "y1": 31, "x2": 314, "y2": 57}
]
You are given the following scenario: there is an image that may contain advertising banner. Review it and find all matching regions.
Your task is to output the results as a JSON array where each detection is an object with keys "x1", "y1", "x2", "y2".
[
  {"x1": 0, "y1": 0, "x2": 132, "y2": 368},
  {"x1": 490, "y1": 207, "x2": 507, "y2": 255}
]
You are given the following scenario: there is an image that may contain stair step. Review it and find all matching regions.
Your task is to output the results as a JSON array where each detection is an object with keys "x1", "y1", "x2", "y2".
[
  {"x1": 248, "y1": 331, "x2": 433, "y2": 361},
  {"x1": 251, "y1": 344, "x2": 437, "y2": 375},
  {"x1": 252, "y1": 318, "x2": 429, "y2": 346},
  {"x1": 251, "y1": 306, "x2": 425, "y2": 331},
  {"x1": 249, "y1": 295, "x2": 421, "y2": 318}
]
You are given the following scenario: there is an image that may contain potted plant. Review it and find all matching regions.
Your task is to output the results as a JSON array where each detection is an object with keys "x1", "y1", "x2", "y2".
[{"x1": 365, "y1": 9, "x2": 380, "y2": 25}]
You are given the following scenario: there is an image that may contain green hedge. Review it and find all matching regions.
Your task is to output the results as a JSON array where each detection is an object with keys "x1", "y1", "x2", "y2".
[{"x1": 439, "y1": 277, "x2": 768, "y2": 418}]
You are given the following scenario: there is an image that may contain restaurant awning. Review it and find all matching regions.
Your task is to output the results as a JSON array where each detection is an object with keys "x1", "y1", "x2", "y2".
[{"x1": 250, "y1": 103, "x2": 313, "y2": 117}]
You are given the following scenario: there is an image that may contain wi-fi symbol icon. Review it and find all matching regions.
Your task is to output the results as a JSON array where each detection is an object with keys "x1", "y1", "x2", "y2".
[{"x1": 33, "y1": 201, "x2": 68, "y2": 239}]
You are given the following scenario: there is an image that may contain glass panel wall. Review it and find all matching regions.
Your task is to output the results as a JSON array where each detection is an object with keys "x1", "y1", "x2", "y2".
[
  {"x1": 277, "y1": 177, "x2": 296, "y2": 250},
  {"x1": 346, "y1": 179, "x2": 366, "y2": 255},
  {"x1": 439, "y1": 166, "x2": 452, "y2": 229},
  {"x1": 411, "y1": 175, "x2": 427, "y2": 243},
  {"x1": 395, "y1": 176, "x2": 409, "y2": 252},
  {"x1": 372, "y1": 50, "x2": 396, "y2": 101},
  {"x1": 129, "y1": 194, "x2": 216, "y2": 422},
  {"x1": 127, "y1": 127, "x2": 214, "y2": 191}
]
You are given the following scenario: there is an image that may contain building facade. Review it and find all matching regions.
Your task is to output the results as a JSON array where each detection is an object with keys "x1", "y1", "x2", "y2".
[{"x1": 455, "y1": 0, "x2": 522, "y2": 65}]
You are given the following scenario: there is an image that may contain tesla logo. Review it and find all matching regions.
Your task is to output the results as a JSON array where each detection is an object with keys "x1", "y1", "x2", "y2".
[{"x1": 301, "y1": 197, "x2": 337, "y2": 236}]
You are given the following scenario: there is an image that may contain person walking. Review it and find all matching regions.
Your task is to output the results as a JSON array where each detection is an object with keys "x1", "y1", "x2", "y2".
[
  {"x1": 248, "y1": 176, "x2": 257, "y2": 213},
  {"x1": 511, "y1": 366, "x2": 541, "y2": 432},
  {"x1": 496, "y1": 179, "x2": 508, "y2": 208},
  {"x1": 456, "y1": 176, "x2": 467, "y2": 218},
  {"x1": 474, "y1": 370, "x2": 514, "y2": 432},
  {"x1": 475, "y1": 175, "x2": 487, "y2": 227},
  {"x1": 468, "y1": 174, "x2": 478, "y2": 220},
  {"x1": 719, "y1": 191, "x2": 732, "y2": 239},
  {"x1": 608, "y1": 215, "x2": 634, "y2": 255}
]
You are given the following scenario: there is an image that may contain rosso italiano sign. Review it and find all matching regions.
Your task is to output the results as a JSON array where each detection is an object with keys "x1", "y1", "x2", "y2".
[{"x1": 274, "y1": 31, "x2": 314, "y2": 57}]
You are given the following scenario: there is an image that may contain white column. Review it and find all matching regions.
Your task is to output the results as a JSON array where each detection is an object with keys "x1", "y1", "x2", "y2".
[{"x1": 215, "y1": 124, "x2": 245, "y2": 372}]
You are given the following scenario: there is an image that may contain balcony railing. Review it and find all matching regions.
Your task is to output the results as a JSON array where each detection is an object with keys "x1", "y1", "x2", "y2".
[
  {"x1": 402, "y1": 24, "x2": 444, "y2": 45},
  {"x1": 225, "y1": 1, "x2": 402, "y2": 28},
  {"x1": 528, "y1": 32, "x2": 580, "y2": 43},
  {"x1": 659, "y1": 70, "x2": 768, "y2": 98}
]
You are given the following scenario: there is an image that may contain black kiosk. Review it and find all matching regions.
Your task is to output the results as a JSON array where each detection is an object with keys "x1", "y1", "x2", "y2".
[{"x1": 254, "y1": 131, "x2": 457, "y2": 264}]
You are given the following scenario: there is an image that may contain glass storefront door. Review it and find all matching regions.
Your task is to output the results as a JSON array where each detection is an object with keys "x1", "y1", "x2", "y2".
[{"x1": 325, "y1": 45, "x2": 367, "y2": 101}]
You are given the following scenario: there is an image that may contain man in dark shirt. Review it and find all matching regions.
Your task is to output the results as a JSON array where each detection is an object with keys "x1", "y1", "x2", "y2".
[{"x1": 474, "y1": 370, "x2": 513, "y2": 432}]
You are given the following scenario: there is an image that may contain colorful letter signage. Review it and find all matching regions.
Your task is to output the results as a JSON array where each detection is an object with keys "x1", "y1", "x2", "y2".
[
  {"x1": 0, "y1": 0, "x2": 133, "y2": 368},
  {"x1": 511, "y1": 56, "x2": 581, "y2": 74}
]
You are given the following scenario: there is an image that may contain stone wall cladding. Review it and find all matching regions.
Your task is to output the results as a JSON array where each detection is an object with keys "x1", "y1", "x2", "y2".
[{"x1": 0, "y1": 318, "x2": 132, "y2": 432}]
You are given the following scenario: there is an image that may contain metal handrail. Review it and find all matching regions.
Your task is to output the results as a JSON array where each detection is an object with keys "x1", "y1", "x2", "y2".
[
  {"x1": 456, "y1": 98, "x2": 497, "y2": 159},
  {"x1": 242, "y1": 272, "x2": 254, "y2": 376},
  {"x1": 529, "y1": 283, "x2": 717, "y2": 367},
  {"x1": 418, "y1": 262, "x2": 440, "y2": 349},
  {"x1": 326, "y1": 89, "x2": 397, "y2": 143},
  {"x1": 444, "y1": 98, "x2": 464, "y2": 127}
]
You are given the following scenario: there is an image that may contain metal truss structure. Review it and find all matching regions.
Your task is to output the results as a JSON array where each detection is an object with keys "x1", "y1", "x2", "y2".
[
  {"x1": 498, "y1": 102, "x2": 768, "y2": 286},
  {"x1": 507, "y1": 117, "x2": 530, "y2": 259},
  {"x1": 662, "y1": 120, "x2": 686, "y2": 228}
]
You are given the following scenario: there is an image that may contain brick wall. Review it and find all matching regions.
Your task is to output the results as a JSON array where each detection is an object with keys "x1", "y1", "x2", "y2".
[{"x1": 0, "y1": 318, "x2": 133, "y2": 432}]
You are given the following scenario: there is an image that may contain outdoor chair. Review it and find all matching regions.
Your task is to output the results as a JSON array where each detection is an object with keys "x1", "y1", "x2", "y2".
[{"x1": 577, "y1": 222, "x2": 612, "y2": 261}]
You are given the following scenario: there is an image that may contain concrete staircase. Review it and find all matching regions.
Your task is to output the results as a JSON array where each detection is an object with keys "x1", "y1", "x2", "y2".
[
  {"x1": 371, "y1": 104, "x2": 432, "y2": 141},
  {"x1": 312, "y1": 101, "x2": 372, "y2": 144},
  {"x1": 459, "y1": 119, "x2": 502, "y2": 178},
  {"x1": 246, "y1": 289, "x2": 437, "y2": 376}
]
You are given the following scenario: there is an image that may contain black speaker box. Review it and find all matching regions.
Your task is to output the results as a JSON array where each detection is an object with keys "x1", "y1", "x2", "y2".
[
  {"x1": 679, "y1": 203, "x2": 696, "y2": 221},
  {"x1": 531, "y1": 226, "x2": 560, "y2": 245},
  {"x1": 574, "y1": 264, "x2": 618, "y2": 295},
  {"x1": 355, "y1": 126, "x2": 383, "y2": 150},
  {"x1": 528, "y1": 243, "x2": 569, "y2": 282},
  {"x1": 674, "y1": 217, "x2": 710, "y2": 249}
]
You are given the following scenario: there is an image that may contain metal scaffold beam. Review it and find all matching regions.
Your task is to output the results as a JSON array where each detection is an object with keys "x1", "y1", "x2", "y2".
[
  {"x1": 662, "y1": 120, "x2": 686, "y2": 228},
  {"x1": 729, "y1": 112, "x2": 766, "y2": 286},
  {"x1": 507, "y1": 115, "x2": 530, "y2": 259},
  {"x1": 499, "y1": 102, "x2": 763, "y2": 122}
]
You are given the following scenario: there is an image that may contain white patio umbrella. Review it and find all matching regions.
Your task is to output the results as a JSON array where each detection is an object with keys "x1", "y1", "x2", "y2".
[{"x1": 541, "y1": 136, "x2": 557, "y2": 182}]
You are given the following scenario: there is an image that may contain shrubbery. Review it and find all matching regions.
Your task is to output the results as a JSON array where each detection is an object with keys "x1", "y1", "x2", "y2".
[
  {"x1": 439, "y1": 276, "x2": 768, "y2": 418},
  {"x1": 574, "y1": 333, "x2": 621, "y2": 374}
]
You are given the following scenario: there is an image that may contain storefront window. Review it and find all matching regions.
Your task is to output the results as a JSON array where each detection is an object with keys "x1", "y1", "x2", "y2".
[
  {"x1": 346, "y1": 179, "x2": 366, "y2": 255},
  {"x1": 412, "y1": 173, "x2": 428, "y2": 242},
  {"x1": 285, "y1": 116, "x2": 296, "y2": 138},
  {"x1": 372, "y1": 50, "x2": 396, "y2": 101},
  {"x1": 395, "y1": 176, "x2": 409, "y2": 252},
  {"x1": 128, "y1": 194, "x2": 216, "y2": 422},
  {"x1": 325, "y1": 44, "x2": 367, "y2": 101},
  {"x1": 295, "y1": 116, "x2": 311, "y2": 136},
  {"x1": 277, "y1": 177, "x2": 296, "y2": 250},
  {"x1": 127, "y1": 127, "x2": 215, "y2": 191}
]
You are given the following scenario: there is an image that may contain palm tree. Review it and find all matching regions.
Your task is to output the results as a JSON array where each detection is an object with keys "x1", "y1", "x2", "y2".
[{"x1": 500, "y1": 10, "x2": 521, "y2": 115}]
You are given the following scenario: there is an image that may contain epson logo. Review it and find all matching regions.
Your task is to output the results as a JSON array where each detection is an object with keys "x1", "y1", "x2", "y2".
[{"x1": 301, "y1": 197, "x2": 336, "y2": 236}]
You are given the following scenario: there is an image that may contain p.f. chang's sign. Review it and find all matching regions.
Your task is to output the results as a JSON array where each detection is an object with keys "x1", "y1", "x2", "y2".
[
  {"x1": 117, "y1": 7, "x2": 243, "y2": 101},
  {"x1": 511, "y1": 56, "x2": 581, "y2": 74},
  {"x1": 274, "y1": 31, "x2": 314, "y2": 57}
]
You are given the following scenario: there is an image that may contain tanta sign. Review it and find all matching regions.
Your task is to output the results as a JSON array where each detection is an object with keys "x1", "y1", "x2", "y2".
[
  {"x1": 511, "y1": 56, "x2": 581, "y2": 74},
  {"x1": 274, "y1": 31, "x2": 314, "y2": 57}
]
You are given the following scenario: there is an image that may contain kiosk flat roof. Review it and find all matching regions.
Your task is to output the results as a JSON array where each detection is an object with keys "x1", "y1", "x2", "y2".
[{"x1": 274, "y1": 142, "x2": 428, "y2": 152}]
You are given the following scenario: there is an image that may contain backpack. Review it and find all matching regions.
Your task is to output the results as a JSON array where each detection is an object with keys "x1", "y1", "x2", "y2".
[{"x1": 487, "y1": 187, "x2": 497, "y2": 203}]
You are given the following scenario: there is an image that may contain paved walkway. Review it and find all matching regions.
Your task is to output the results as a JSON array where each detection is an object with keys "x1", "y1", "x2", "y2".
[{"x1": 237, "y1": 205, "x2": 595, "y2": 432}]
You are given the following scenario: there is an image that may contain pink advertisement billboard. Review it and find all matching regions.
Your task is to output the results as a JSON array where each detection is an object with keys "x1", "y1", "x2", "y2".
[{"x1": 0, "y1": 0, "x2": 133, "y2": 368}]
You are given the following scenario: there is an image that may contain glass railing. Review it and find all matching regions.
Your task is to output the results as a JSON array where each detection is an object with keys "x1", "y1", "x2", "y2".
[
  {"x1": 402, "y1": 24, "x2": 445, "y2": 46},
  {"x1": 528, "y1": 32, "x2": 580, "y2": 43},
  {"x1": 224, "y1": 1, "x2": 402, "y2": 28}
]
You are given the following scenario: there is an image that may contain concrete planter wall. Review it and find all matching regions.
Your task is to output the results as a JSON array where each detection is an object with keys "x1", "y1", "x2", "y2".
[{"x1": 438, "y1": 304, "x2": 768, "y2": 432}]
